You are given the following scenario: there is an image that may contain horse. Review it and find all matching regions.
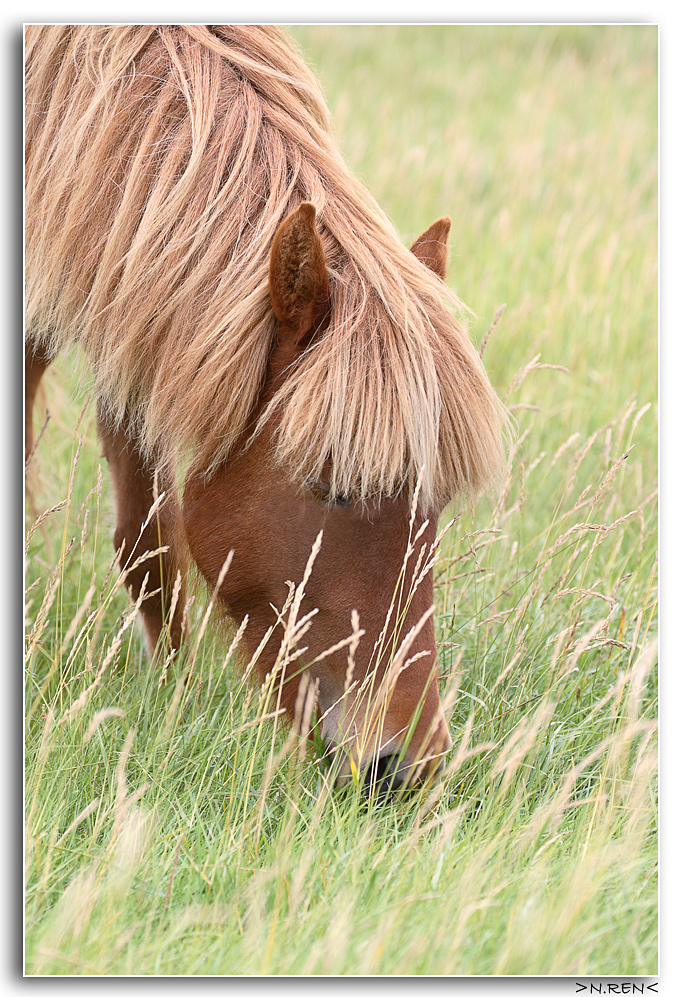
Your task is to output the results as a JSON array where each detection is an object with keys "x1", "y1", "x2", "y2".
[{"x1": 24, "y1": 25, "x2": 505, "y2": 794}]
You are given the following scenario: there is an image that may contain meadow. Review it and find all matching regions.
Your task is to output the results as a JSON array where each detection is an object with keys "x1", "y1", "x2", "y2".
[{"x1": 24, "y1": 25, "x2": 658, "y2": 975}]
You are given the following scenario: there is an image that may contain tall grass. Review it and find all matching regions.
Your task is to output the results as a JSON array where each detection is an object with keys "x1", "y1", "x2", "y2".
[{"x1": 25, "y1": 25, "x2": 657, "y2": 975}]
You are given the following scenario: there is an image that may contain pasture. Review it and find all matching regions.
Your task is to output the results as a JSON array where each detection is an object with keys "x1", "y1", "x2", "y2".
[{"x1": 24, "y1": 25, "x2": 657, "y2": 975}]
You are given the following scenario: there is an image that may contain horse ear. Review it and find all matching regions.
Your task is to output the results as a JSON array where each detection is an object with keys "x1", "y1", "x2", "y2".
[
  {"x1": 269, "y1": 202, "x2": 330, "y2": 347},
  {"x1": 410, "y1": 216, "x2": 451, "y2": 281}
]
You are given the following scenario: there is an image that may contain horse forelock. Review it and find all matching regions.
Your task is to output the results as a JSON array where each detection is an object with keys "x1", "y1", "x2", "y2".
[{"x1": 24, "y1": 24, "x2": 506, "y2": 510}]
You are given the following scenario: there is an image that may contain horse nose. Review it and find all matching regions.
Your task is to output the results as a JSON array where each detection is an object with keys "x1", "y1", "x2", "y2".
[
  {"x1": 363, "y1": 752, "x2": 446, "y2": 798},
  {"x1": 365, "y1": 753, "x2": 408, "y2": 797}
]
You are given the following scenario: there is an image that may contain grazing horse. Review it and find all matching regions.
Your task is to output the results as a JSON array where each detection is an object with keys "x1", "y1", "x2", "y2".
[{"x1": 25, "y1": 25, "x2": 505, "y2": 793}]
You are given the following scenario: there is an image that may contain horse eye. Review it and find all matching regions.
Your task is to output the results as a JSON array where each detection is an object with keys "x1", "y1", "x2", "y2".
[{"x1": 306, "y1": 480, "x2": 350, "y2": 506}]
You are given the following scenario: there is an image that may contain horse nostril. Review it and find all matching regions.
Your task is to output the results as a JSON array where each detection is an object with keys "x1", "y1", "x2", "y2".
[
  {"x1": 364, "y1": 753, "x2": 408, "y2": 797},
  {"x1": 364, "y1": 751, "x2": 448, "y2": 798}
]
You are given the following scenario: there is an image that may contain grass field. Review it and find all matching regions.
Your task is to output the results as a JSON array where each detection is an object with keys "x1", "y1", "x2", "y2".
[{"x1": 24, "y1": 25, "x2": 658, "y2": 976}]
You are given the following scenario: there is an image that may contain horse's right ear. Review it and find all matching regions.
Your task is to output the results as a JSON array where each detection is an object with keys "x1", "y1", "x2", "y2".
[{"x1": 269, "y1": 202, "x2": 330, "y2": 348}]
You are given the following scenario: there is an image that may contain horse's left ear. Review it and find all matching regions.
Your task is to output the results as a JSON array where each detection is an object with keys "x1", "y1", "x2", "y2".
[
  {"x1": 410, "y1": 217, "x2": 451, "y2": 281},
  {"x1": 269, "y1": 202, "x2": 330, "y2": 348}
]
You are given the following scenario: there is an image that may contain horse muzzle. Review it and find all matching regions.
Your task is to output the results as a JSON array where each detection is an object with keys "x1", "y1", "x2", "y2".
[{"x1": 323, "y1": 719, "x2": 452, "y2": 798}]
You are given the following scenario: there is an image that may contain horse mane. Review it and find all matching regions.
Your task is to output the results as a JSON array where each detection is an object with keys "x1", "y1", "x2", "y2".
[{"x1": 25, "y1": 24, "x2": 506, "y2": 509}]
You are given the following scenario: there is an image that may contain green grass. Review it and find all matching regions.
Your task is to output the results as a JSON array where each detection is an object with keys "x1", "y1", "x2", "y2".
[{"x1": 25, "y1": 26, "x2": 657, "y2": 975}]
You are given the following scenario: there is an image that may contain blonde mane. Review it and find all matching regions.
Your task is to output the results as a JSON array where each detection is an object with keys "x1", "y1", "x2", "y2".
[{"x1": 25, "y1": 24, "x2": 505, "y2": 509}]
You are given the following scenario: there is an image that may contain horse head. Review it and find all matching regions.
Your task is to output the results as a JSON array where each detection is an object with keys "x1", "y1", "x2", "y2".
[{"x1": 183, "y1": 203, "x2": 455, "y2": 795}]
